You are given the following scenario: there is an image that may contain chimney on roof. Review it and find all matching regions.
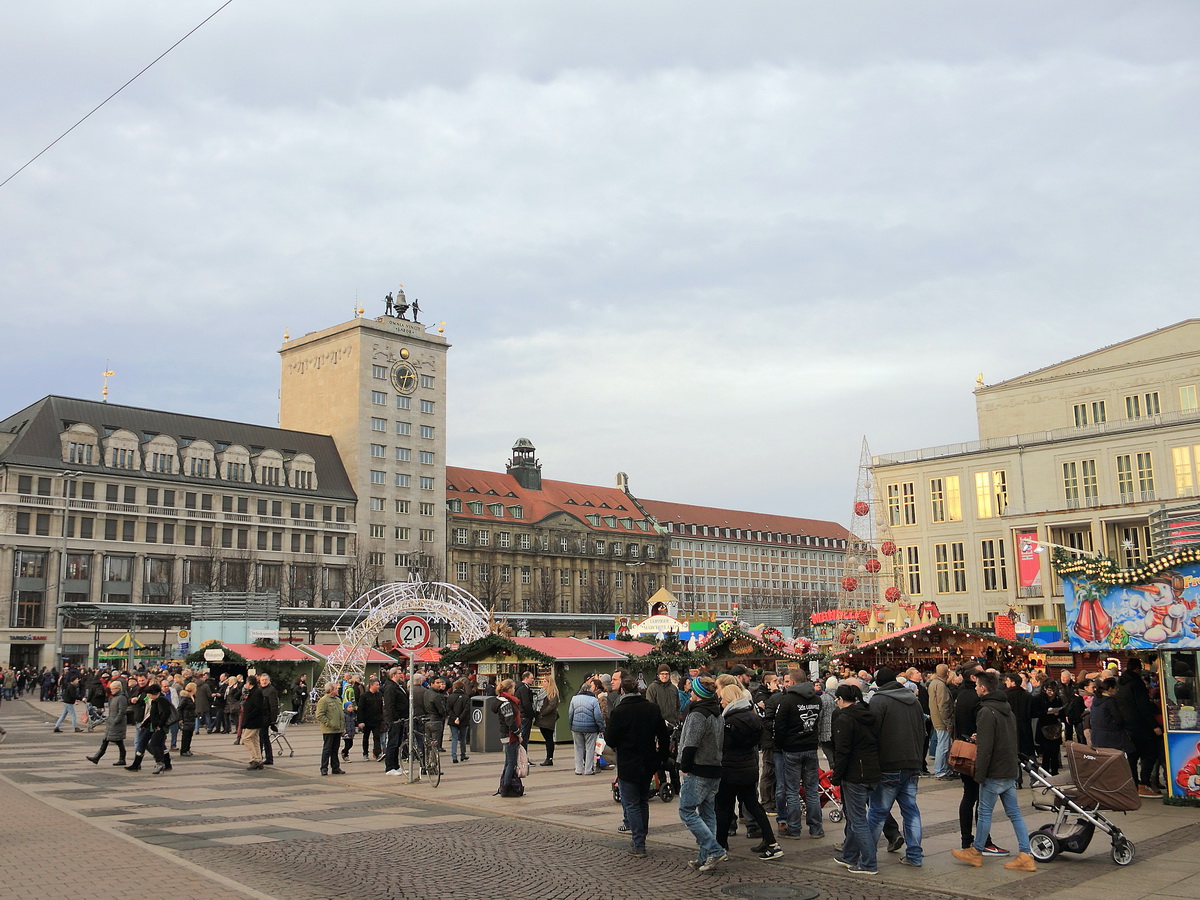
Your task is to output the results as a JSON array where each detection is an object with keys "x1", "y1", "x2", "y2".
[
  {"x1": 506, "y1": 438, "x2": 542, "y2": 491},
  {"x1": 616, "y1": 471, "x2": 629, "y2": 493}
]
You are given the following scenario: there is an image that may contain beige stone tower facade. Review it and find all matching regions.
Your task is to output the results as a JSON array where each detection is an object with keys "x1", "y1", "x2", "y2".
[{"x1": 279, "y1": 314, "x2": 450, "y2": 588}]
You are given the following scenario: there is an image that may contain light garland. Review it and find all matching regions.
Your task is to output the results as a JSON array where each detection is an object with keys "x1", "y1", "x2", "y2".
[{"x1": 1052, "y1": 544, "x2": 1200, "y2": 587}]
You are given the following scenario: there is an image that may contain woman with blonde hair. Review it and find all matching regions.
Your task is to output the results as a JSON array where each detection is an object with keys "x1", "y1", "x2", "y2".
[
  {"x1": 86, "y1": 679, "x2": 128, "y2": 765},
  {"x1": 715, "y1": 683, "x2": 780, "y2": 860},
  {"x1": 535, "y1": 674, "x2": 560, "y2": 767}
]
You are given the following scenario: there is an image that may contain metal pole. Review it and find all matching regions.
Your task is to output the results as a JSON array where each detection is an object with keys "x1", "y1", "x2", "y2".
[
  {"x1": 407, "y1": 649, "x2": 417, "y2": 782},
  {"x1": 54, "y1": 471, "x2": 81, "y2": 669}
]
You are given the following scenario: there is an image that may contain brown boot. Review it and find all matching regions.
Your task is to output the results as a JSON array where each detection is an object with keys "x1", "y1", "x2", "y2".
[
  {"x1": 951, "y1": 847, "x2": 983, "y2": 867},
  {"x1": 1004, "y1": 852, "x2": 1037, "y2": 872}
]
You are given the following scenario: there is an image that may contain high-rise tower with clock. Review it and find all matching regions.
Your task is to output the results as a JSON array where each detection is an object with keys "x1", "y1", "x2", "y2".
[{"x1": 278, "y1": 301, "x2": 450, "y2": 588}]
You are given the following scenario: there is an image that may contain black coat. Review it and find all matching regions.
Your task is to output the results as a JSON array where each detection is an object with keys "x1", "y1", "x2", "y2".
[
  {"x1": 719, "y1": 698, "x2": 763, "y2": 786},
  {"x1": 357, "y1": 689, "x2": 384, "y2": 727},
  {"x1": 606, "y1": 694, "x2": 670, "y2": 782},
  {"x1": 382, "y1": 680, "x2": 409, "y2": 726},
  {"x1": 1115, "y1": 670, "x2": 1158, "y2": 741},
  {"x1": 1004, "y1": 686, "x2": 1036, "y2": 757},
  {"x1": 242, "y1": 684, "x2": 269, "y2": 729},
  {"x1": 831, "y1": 701, "x2": 881, "y2": 785},
  {"x1": 446, "y1": 690, "x2": 468, "y2": 728},
  {"x1": 773, "y1": 683, "x2": 820, "y2": 752}
]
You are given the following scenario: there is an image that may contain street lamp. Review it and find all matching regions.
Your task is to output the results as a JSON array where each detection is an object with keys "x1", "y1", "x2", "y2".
[{"x1": 54, "y1": 470, "x2": 83, "y2": 668}]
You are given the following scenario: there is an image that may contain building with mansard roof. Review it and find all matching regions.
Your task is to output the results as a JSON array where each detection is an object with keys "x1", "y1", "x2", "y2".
[{"x1": 0, "y1": 395, "x2": 357, "y2": 669}]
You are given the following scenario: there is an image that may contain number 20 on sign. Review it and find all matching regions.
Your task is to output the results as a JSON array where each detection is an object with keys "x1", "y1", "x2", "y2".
[{"x1": 395, "y1": 615, "x2": 430, "y2": 650}]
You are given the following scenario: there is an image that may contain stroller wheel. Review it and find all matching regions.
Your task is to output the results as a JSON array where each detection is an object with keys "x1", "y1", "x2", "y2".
[
  {"x1": 827, "y1": 808, "x2": 844, "y2": 824},
  {"x1": 1112, "y1": 837, "x2": 1136, "y2": 867},
  {"x1": 1029, "y1": 830, "x2": 1060, "y2": 862},
  {"x1": 659, "y1": 784, "x2": 674, "y2": 803}
]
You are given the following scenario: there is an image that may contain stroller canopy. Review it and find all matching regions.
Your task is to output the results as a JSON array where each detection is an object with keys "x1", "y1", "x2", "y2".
[{"x1": 1064, "y1": 742, "x2": 1141, "y2": 812}]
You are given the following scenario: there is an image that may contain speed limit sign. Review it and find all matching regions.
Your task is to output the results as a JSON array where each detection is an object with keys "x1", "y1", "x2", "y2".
[{"x1": 395, "y1": 615, "x2": 431, "y2": 650}]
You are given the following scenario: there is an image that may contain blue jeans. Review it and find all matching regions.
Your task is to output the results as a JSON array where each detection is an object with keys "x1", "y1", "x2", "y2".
[
  {"x1": 54, "y1": 702, "x2": 78, "y2": 730},
  {"x1": 619, "y1": 776, "x2": 652, "y2": 851},
  {"x1": 840, "y1": 780, "x2": 878, "y2": 871},
  {"x1": 781, "y1": 750, "x2": 823, "y2": 835},
  {"x1": 932, "y1": 729, "x2": 952, "y2": 777},
  {"x1": 867, "y1": 770, "x2": 923, "y2": 863},
  {"x1": 450, "y1": 723, "x2": 469, "y2": 760},
  {"x1": 679, "y1": 774, "x2": 723, "y2": 861},
  {"x1": 501, "y1": 740, "x2": 519, "y2": 788},
  {"x1": 773, "y1": 751, "x2": 787, "y2": 820},
  {"x1": 974, "y1": 777, "x2": 1031, "y2": 854}
]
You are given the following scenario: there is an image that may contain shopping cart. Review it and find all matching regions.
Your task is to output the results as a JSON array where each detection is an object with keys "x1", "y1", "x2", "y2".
[{"x1": 270, "y1": 711, "x2": 298, "y2": 757}]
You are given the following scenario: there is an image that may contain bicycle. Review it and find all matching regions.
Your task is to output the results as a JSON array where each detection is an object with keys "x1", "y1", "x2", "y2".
[{"x1": 397, "y1": 718, "x2": 441, "y2": 787}]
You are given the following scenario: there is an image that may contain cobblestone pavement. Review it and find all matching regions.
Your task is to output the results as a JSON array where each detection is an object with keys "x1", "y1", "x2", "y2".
[{"x1": 3, "y1": 697, "x2": 1199, "y2": 900}]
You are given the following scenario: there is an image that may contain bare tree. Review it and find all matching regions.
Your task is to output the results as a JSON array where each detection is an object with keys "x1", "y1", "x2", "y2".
[
  {"x1": 580, "y1": 568, "x2": 616, "y2": 614},
  {"x1": 285, "y1": 555, "x2": 321, "y2": 608},
  {"x1": 473, "y1": 556, "x2": 505, "y2": 608},
  {"x1": 345, "y1": 548, "x2": 384, "y2": 604},
  {"x1": 528, "y1": 566, "x2": 557, "y2": 613}
]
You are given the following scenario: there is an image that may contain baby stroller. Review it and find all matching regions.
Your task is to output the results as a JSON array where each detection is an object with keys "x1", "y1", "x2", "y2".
[
  {"x1": 817, "y1": 768, "x2": 844, "y2": 823},
  {"x1": 1024, "y1": 741, "x2": 1140, "y2": 866},
  {"x1": 609, "y1": 723, "x2": 680, "y2": 804},
  {"x1": 85, "y1": 703, "x2": 108, "y2": 733}
]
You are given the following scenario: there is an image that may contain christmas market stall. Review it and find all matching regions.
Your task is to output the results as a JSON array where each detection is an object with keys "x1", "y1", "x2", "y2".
[
  {"x1": 831, "y1": 622, "x2": 1038, "y2": 673},
  {"x1": 697, "y1": 620, "x2": 818, "y2": 675},
  {"x1": 438, "y1": 634, "x2": 633, "y2": 746},
  {"x1": 1056, "y1": 545, "x2": 1200, "y2": 805},
  {"x1": 302, "y1": 644, "x2": 399, "y2": 682}
]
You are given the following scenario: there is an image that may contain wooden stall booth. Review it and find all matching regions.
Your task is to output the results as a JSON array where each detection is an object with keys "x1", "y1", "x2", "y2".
[
  {"x1": 697, "y1": 620, "x2": 819, "y2": 676},
  {"x1": 832, "y1": 622, "x2": 1038, "y2": 674}
]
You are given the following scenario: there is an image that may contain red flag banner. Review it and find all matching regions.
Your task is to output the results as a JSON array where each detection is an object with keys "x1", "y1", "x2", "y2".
[{"x1": 1017, "y1": 531, "x2": 1042, "y2": 589}]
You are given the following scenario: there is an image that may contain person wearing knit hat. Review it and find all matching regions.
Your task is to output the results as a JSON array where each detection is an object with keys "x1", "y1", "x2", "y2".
[
  {"x1": 865, "y1": 663, "x2": 925, "y2": 866},
  {"x1": 678, "y1": 676, "x2": 725, "y2": 871}
]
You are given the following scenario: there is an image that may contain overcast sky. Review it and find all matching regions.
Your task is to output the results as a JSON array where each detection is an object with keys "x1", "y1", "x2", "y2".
[{"x1": 3, "y1": 1, "x2": 1198, "y2": 525}]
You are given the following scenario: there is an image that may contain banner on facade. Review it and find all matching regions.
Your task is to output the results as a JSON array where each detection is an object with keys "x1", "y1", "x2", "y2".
[
  {"x1": 1062, "y1": 564, "x2": 1200, "y2": 651},
  {"x1": 1017, "y1": 531, "x2": 1042, "y2": 589}
]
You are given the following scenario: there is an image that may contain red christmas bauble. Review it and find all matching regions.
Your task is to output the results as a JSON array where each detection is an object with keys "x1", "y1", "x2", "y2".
[
  {"x1": 841, "y1": 576, "x2": 858, "y2": 592},
  {"x1": 885, "y1": 586, "x2": 902, "y2": 602},
  {"x1": 854, "y1": 501, "x2": 870, "y2": 516},
  {"x1": 864, "y1": 559, "x2": 881, "y2": 574},
  {"x1": 880, "y1": 540, "x2": 897, "y2": 557}
]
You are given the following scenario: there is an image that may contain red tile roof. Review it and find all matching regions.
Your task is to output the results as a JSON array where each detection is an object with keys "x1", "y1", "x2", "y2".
[
  {"x1": 512, "y1": 637, "x2": 631, "y2": 661},
  {"x1": 221, "y1": 643, "x2": 314, "y2": 662},
  {"x1": 635, "y1": 497, "x2": 848, "y2": 543},
  {"x1": 582, "y1": 638, "x2": 655, "y2": 657},
  {"x1": 446, "y1": 467, "x2": 657, "y2": 535}
]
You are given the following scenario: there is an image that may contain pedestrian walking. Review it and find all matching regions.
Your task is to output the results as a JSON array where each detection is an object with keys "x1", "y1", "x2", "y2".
[
  {"x1": 865, "y1": 667, "x2": 925, "y2": 867},
  {"x1": 358, "y1": 677, "x2": 384, "y2": 760},
  {"x1": 831, "y1": 682, "x2": 881, "y2": 875},
  {"x1": 954, "y1": 662, "x2": 1006, "y2": 856},
  {"x1": 773, "y1": 670, "x2": 824, "y2": 839},
  {"x1": 86, "y1": 680, "x2": 128, "y2": 765},
  {"x1": 316, "y1": 682, "x2": 347, "y2": 776},
  {"x1": 607, "y1": 673, "x2": 670, "y2": 859},
  {"x1": 178, "y1": 683, "x2": 198, "y2": 756},
  {"x1": 568, "y1": 679, "x2": 604, "y2": 775},
  {"x1": 678, "y1": 676, "x2": 726, "y2": 871},
  {"x1": 53, "y1": 675, "x2": 82, "y2": 732},
  {"x1": 715, "y1": 683, "x2": 781, "y2": 861},
  {"x1": 258, "y1": 673, "x2": 280, "y2": 766},
  {"x1": 241, "y1": 675, "x2": 269, "y2": 770},
  {"x1": 951, "y1": 671, "x2": 1037, "y2": 872}
]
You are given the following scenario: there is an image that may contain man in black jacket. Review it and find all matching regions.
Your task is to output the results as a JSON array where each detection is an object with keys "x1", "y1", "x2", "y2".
[
  {"x1": 773, "y1": 670, "x2": 824, "y2": 838},
  {"x1": 951, "y1": 671, "x2": 1036, "y2": 872},
  {"x1": 358, "y1": 678, "x2": 384, "y2": 759},
  {"x1": 831, "y1": 683, "x2": 881, "y2": 874},
  {"x1": 382, "y1": 668, "x2": 409, "y2": 775},
  {"x1": 241, "y1": 678, "x2": 269, "y2": 770},
  {"x1": 1003, "y1": 673, "x2": 1034, "y2": 787},
  {"x1": 607, "y1": 674, "x2": 670, "y2": 858},
  {"x1": 514, "y1": 671, "x2": 536, "y2": 748},
  {"x1": 865, "y1": 667, "x2": 925, "y2": 867},
  {"x1": 53, "y1": 675, "x2": 82, "y2": 732},
  {"x1": 258, "y1": 673, "x2": 280, "y2": 765},
  {"x1": 954, "y1": 662, "x2": 1005, "y2": 856},
  {"x1": 1116, "y1": 658, "x2": 1163, "y2": 795}
]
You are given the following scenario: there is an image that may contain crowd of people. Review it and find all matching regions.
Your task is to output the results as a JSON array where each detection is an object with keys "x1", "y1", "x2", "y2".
[{"x1": 573, "y1": 656, "x2": 1168, "y2": 875}]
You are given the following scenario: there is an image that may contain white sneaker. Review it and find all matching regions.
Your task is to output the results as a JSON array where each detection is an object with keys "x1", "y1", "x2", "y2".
[{"x1": 385, "y1": 769, "x2": 404, "y2": 776}]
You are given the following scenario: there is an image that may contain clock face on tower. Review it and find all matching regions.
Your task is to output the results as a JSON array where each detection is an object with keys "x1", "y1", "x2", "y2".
[{"x1": 390, "y1": 361, "x2": 418, "y2": 395}]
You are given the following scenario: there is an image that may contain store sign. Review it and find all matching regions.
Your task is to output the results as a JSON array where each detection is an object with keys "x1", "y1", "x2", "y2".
[
  {"x1": 1044, "y1": 655, "x2": 1074, "y2": 666},
  {"x1": 630, "y1": 614, "x2": 685, "y2": 636},
  {"x1": 203, "y1": 648, "x2": 225, "y2": 662},
  {"x1": 729, "y1": 639, "x2": 756, "y2": 656},
  {"x1": 249, "y1": 629, "x2": 279, "y2": 641},
  {"x1": 10, "y1": 635, "x2": 48, "y2": 641}
]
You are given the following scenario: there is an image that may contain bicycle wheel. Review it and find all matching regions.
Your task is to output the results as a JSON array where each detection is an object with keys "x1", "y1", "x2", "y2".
[{"x1": 426, "y1": 743, "x2": 442, "y2": 787}]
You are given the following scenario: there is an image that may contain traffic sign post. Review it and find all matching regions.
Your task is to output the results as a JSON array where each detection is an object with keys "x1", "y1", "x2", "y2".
[{"x1": 395, "y1": 616, "x2": 430, "y2": 783}]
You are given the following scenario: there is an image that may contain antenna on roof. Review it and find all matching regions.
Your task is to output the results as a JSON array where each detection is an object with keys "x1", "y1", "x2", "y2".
[{"x1": 101, "y1": 362, "x2": 115, "y2": 403}]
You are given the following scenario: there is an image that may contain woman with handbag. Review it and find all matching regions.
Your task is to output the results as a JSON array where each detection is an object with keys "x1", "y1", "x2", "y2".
[{"x1": 1032, "y1": 679, "x2": 1063, "y2": 775}]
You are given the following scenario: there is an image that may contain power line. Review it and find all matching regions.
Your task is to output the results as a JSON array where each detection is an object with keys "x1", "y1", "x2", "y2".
[{"x1": 0, "y1": 0, "x2": 234, "y2": 191}]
